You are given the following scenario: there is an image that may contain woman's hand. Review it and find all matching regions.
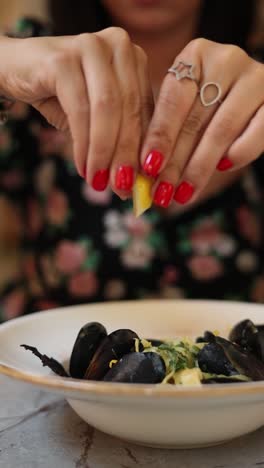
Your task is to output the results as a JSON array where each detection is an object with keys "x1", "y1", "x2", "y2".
[
  {"x1": 0, "y1": 28, "x2": 153, "y2": 198},
  {"x1": 141, "y1": 39, "x2": 264, "y2": 207}
]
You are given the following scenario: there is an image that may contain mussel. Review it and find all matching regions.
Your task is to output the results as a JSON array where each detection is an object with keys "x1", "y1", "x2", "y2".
[
  {"x1": 84, "y1": 329, "x2": 139, "y2": 380},
  {"x1": 69, "y1": 322, "x2": 107, "y2": 379},
  {"x1": 229, "y1": 319, "x2": 264, "y2": 362},
  {"x1": 103, "y1": 351, "x2": 166, "y2": 383},
  {"x1": 197, "y1": 333, "x2": 264, "y2": 382}
]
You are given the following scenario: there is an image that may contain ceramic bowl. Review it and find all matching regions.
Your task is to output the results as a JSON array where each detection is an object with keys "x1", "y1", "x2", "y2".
[{"x1": 0, "y1": 300, "x2": 264, "y2": 449}]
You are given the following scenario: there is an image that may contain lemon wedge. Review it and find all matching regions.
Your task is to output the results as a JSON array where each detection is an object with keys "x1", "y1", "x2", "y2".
[{"x1": 133, "y1": 174, "x2": 153, "y2": 217}]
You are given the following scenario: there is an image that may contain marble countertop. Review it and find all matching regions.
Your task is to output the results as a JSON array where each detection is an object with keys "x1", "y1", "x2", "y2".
[{"x1": 0, "y1": 375, "x2": 263, "y2": 468}]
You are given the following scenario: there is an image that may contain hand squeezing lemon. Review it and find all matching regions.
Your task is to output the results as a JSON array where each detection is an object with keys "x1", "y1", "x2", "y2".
[{"x1": 132, "y1": 174, "x2": 153, "y2": 217}]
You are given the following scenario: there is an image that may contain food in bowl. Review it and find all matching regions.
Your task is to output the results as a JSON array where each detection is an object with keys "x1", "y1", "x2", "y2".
[{"x1": 21, "y1": 319, "x2": 264, "y2": 385}]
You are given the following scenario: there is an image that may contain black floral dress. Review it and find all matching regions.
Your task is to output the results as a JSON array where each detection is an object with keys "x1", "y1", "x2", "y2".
[{"x1": 0, "y1": 18, "x2": 263, "y2": 322}]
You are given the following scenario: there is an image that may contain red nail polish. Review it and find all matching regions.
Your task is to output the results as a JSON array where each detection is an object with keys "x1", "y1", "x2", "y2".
[
  {"x1": 153, "y1": 181, "x2": 174, "y2": 208},
  {"x1": 92, "y1": 169, "x2": 109, "y2": 191},
  {"x1": 115, "y1": 166, "x2": 134, "y2": 191},
  {"x1": 174, "y1": 181, "x2": 194, "y2": 204},
  {"x1": 143, "y1": 150, "x2": 164, "y2": 177},
  {"x1": 217, "y1": 156, "x2": 234, "y2": 171}
]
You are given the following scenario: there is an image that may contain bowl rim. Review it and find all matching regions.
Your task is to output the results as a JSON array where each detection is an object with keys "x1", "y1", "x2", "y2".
[{"x1": 1, "y1": 299, "x2": 264, "y2": 400}]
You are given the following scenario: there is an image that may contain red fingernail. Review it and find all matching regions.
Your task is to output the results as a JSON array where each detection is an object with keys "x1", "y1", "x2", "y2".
[
  {"x1": 153, "y1": 181, "x2": 174, "y2": 208},
  {"x1": 92, "y1": 169, "x2": 109, "y2": 191},
  {"x1": 115, "y1": 166, "x2": 134, "y2": 191},
  {"x1": 174, "y1": 181, "x2": 194, "y2": 204},
  {"x1": 82, "y1": 163, "x2": 87, "y2": 179},
  {"x1": 143, "y1": 150, "x2": 164, "y2": 177},
  {"x1": 217, "y1": 156, "x2": 234, "y2": 171}
]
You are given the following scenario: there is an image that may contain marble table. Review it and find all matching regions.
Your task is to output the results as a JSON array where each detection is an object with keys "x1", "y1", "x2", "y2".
[{"x1": 0, "y1": 375, "x2": 263, "y2": 468}]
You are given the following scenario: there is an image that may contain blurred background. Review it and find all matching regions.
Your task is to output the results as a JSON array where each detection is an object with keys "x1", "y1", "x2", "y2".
[{"x1": 0, "y1": 0, "x2": 263, "y2": 291}]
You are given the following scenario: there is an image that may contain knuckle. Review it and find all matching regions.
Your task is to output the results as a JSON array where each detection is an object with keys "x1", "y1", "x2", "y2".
[
  {"x1": 76, "y1": 32, "x2": 95, "y2": 48},
  {"x1": 181, "y1": 112, "x2": 204, "y2": 137},
  {"x1": 208, "y1": 116, "x2": 237, "y2": 143},
  {"x1": 124, "y1": 92, "x2": 141, "y2": 122},
  {"x1": 150, "y1": 124, "x2": 174, "y2": 148},
  {"x1": 109, "y1": 26, "x2": 131, "y2": 44},
  {"x1": 94, "y1": 89, "x2": 120, "y2": 112},
  {"x1": 159, "y1": 90, "x2": 177, "y2": 113},
  {"x1": 48, "y1": 50, "x2": 72, "y2": 70},
  {"x1": 92, "y1": 142, "x2": 111, "y2": 160},
  {"x1": 187, "y1": 37, "x2": 209, "y2": 54}
]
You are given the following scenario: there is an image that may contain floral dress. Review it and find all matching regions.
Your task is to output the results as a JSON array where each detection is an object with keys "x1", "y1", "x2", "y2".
[{"x1": 0, "y1": 18, "x2": 263, "y2": 322}]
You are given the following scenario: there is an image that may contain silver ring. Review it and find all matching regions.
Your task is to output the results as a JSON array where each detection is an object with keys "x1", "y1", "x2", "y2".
[
  {"x1": 199, "y1": 82, "x2": 222, "y2": 107},
  {"x1": 167, "y1": 61, "x2": 199, "y2": 85}
]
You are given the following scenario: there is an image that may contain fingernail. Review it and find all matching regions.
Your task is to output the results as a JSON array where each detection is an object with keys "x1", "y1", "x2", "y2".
[
  {"x1": 217, "y1": 156, "x2": 234, "y2": 171},
  {"x1": 115, "y1": 166, "x2": 134, "y2": 191},
  {"x1": 81, "y1": 163, "x2": 87, "y2": 179},
  {"x1": 153, "y1": 181, "x2": 174, "y2": 208},
  {"x1": 92, "y1": 169, "x2": 109, "y2": 191},
  {"x1": 174, "y1": 181, "x2": 194, "y2": 204},
  {"x1": 143, "y1": 150, "x2": 164, "y2": 177}
]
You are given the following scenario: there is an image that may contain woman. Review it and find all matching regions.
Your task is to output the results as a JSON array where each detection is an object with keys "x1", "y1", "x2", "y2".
[{"x1": 0, "y1": 0, "x2": 263, "y2": 321}]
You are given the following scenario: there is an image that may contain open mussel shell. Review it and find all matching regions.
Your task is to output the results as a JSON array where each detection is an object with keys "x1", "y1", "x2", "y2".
[
  {"x1": 103, "y1": 352, "x2": 166, "y2": 384},
  {"x1": 69, "y1": 322, "x2": 107, "y2": 379},
  {"x1": 84, "y1": 329, "x2": 139, "y2": 380},
  {"x1": 229, "y1": 319, "x2": 264, "y2": 363},
  {"x1": 198, "y1": 334, "x2": 264, "y2": 382},
  {"x1": 198, "y1": 342, "x2": 238, "y2": 376}
]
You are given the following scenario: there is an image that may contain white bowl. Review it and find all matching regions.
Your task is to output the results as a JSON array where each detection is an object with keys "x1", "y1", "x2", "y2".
[{"x1": 0, "y1": 299, "x2": 263, "y2": 449}]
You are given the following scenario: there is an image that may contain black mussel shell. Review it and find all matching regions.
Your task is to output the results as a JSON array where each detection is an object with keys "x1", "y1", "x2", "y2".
[
  {"x1": 84, "y1": 329, "x2": 139, "y2": 380},
  {"x1": 196, "y1": 331, "x2": 215, "y2": 344},
  {"x1": 103, "y1": 352, "x2": 166, "y2": 383},
  {"x1": 198, "y1": 342, "x2": 238, "y2": 376},
  {"x1": 214, "y1": 336, "x2": 264, "y2": 381},
  {"x1": 198, "y1": 333, "x2": 264, "y2": 381},
  {"x1": 229, "y1": 319, "x2": 258, "y2": 350},
  {"x1": 69, "y1": 322, "x2": 107, "y2": 379},
  {"x1": 229, "y1": 320, "x2": 264, "y2": 363}
]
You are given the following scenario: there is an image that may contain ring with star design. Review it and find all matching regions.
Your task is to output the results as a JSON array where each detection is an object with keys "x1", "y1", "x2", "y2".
[{"x1": 167, "y1": 61, "x2": 199, "y2": 85}]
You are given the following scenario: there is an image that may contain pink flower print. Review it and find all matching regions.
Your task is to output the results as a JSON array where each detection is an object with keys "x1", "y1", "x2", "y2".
[
  {"x1": 46, "y1": 189, "x2": 68, "y2": 226},
  {"x1": 27, "y1": 199, "x2": 43, "y2": 237},
  {"x1": 121, "y1": 239, "x2": 154, "y2": 269},
  {"x1": 35, "y1": 161, "x2": 56, "y2": 196},
  {"x1": 190, "y1": 219, "x2": 223, "y2": 254},
  {"x1": 237, "y1": 206, "x2": 261, "y2": 246},
  {"x1": 82, "y1": 183, "x2": 112, "y2": 205},
  {"x1": 68, "y1": 271, "x2": 98, "y2": 297},
  {"x1": 188, "y1": 255, "x2": 224, "y2": 281},
  {"x1": 251, "y1": 276, "x2": 264, "y2": 303},
  {"x1": 160, "y1": 266, "x2": 179, "y2": 287},
  {"x1": 35, "y1": 300, "x2": 59, "y2": 311},
  {"x1": 104, "y1": 280, "x2": 126, "y2": 300},
  {"x1": 123, "y1": 213, "x2": 152, "y2": 238},
  {"x1": 3, "y1": 289, "x2": 26, "y2": 320},
  {"x1": 55, "y1": 240, "x2": 86, "y2": 274},
  {"x1": 0, "y1": 170, "x2": 24, "y2": 189}
]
